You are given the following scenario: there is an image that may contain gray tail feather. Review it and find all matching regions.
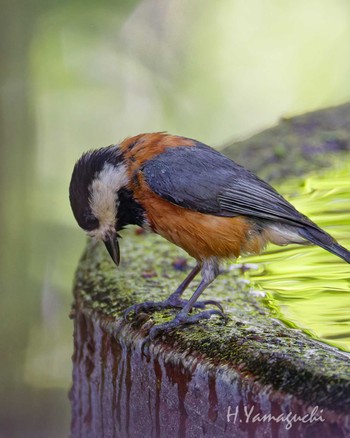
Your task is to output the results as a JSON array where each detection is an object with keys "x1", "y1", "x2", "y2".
[{"x1": 298, "y1": 226, "x2": 350, "y2": 263}]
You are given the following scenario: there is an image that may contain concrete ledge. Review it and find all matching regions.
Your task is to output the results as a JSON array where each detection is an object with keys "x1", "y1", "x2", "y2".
[{"x1": 70, "y1": 237, "x2": 350, "y2": 437}]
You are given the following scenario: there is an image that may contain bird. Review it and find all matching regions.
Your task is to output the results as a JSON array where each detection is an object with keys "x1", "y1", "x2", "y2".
[{"x1": 69, "y1": 132, "x2": 350, "y2": 339}]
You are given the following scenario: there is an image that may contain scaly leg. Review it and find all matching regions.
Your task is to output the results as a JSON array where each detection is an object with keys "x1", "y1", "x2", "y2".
[
  {"x1": 124, "y1": 262, "x2": 223, "y2": 320},
  {"x1": 147, "y1": 258, "x2": 227, "y2": 340}
]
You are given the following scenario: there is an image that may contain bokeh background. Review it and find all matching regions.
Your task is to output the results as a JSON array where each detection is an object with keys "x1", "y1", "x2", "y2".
[{"x1": 1, "y1": 0, "x2": 350, "y2": 436}]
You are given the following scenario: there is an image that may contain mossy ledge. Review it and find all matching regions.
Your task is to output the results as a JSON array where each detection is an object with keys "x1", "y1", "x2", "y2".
[
  {"x1": 71, "y1": 103, "x2": 350, "y2": 437},
  {"x1": 73, "y1": 236, "x2": 350, "y2": 414},
  {"x1": 222, "y1": 101, "x2": 350, "y2": 182}
]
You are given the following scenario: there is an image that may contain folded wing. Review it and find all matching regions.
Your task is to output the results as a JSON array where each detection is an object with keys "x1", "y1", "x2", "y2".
[{"x1": 142, "y1": 142, "x2": 313, "y2": 229}]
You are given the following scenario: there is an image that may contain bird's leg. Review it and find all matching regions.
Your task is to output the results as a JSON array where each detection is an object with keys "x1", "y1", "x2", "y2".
[
  {"x1": 162, "y1": 263, "x2": 224, "y2": 311},
  {"x1": 147, "y1": 258, "x2": 227, "y2": 340},
  {"x1": 123, "y1": 265, "x2": 200, "y2": 320},
  {"x1": 124, "y1": 261, "x2": 224, "y2": 320},
  {"x1": 165, "y1": 264, "x2": 201, "y2": 305}
]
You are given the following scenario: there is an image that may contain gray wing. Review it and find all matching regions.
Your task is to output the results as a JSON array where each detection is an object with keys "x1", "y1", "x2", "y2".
[{"x1": 142, "y1": 143, "x2": 313, "y2": 228}]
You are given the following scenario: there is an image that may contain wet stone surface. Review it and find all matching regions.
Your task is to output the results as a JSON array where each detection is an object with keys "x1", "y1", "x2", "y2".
[
  {"x1": 71, "y1": 310, "x2": 350, "y2": 438},
  {"x1": 71, "y1": 236, "x2": 350, "y2": 438}
]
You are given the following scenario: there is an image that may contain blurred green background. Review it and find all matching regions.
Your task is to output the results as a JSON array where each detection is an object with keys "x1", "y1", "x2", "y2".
[{"x1": 1, "y1": 0, "x2": 350, "y2": 436}]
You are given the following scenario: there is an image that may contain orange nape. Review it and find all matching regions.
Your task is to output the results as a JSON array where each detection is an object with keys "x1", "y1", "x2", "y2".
[{"x1": 120, "y1": 132, "x2": 196, "y2": 167}]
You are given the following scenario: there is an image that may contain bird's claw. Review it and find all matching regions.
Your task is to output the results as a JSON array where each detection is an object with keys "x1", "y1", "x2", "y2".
[
  {"x1": 123, "y1": 300, "x2": 174, "y2": 321},
  {"x1": 148, "y1": 308, "x2": 227, "y2": 341},
  {"x1": 125, "y1": 300, "x2": 227, "y2": 354},
  {"x1": 123, "y1": 302, "x2": 148, "y2": 321},
  {"x1": 193, "y1": 299, "x2": 224, "y2": 313},
  {"x1": 123, "y1": 297, "x2": 224, "y2": 321}
]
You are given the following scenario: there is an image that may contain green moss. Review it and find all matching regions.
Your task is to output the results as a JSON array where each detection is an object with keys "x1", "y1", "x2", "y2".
[
  {"x1": 222, "y1": 102, "x2": 350, "y2": 181},
  {"x1": 74, "y1": 230, "x2": 350, "y2": 412}
]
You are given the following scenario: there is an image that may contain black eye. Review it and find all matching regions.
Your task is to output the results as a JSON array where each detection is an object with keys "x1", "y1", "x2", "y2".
[{"x1": 83, "y1": 211, "x2": 99, "y2": 231}]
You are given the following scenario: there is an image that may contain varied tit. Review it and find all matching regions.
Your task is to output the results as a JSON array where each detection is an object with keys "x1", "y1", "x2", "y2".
[{"x1": 69, "y1": 132, "x2": 350, "y2": 339}]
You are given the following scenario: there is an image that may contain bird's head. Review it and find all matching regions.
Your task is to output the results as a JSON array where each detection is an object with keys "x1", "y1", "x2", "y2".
[{"x1": 69, "y1": 145, "x2": 129, "y2": 266}]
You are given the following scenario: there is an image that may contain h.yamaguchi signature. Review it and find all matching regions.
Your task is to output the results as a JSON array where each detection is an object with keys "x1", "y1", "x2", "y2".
[{"x1": 227, "y1": 405, "x2": 325, "y2": 430}]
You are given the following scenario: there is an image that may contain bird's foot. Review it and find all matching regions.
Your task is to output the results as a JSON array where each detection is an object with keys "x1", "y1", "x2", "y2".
[
  {"x1": 147, "y1": 309, "x2": 228, "y2": 341},
  {"x1": 123, "y1": 296, "x2": 223, "y2": 321}
]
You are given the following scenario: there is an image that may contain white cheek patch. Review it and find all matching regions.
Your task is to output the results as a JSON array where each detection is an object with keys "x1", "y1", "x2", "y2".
[{"x1": 88, "y1": 163, "x2": 129, "y2": 239}]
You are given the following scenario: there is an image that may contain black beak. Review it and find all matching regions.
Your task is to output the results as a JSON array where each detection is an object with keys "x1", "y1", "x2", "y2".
[{"x1": 103, "y1": 232, "x2": 120, "y2": 266}]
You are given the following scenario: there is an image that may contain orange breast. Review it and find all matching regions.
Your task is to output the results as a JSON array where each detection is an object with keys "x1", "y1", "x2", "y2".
[{"x1": 134, "y1": 182, "x2": 267, "y2": 260}]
